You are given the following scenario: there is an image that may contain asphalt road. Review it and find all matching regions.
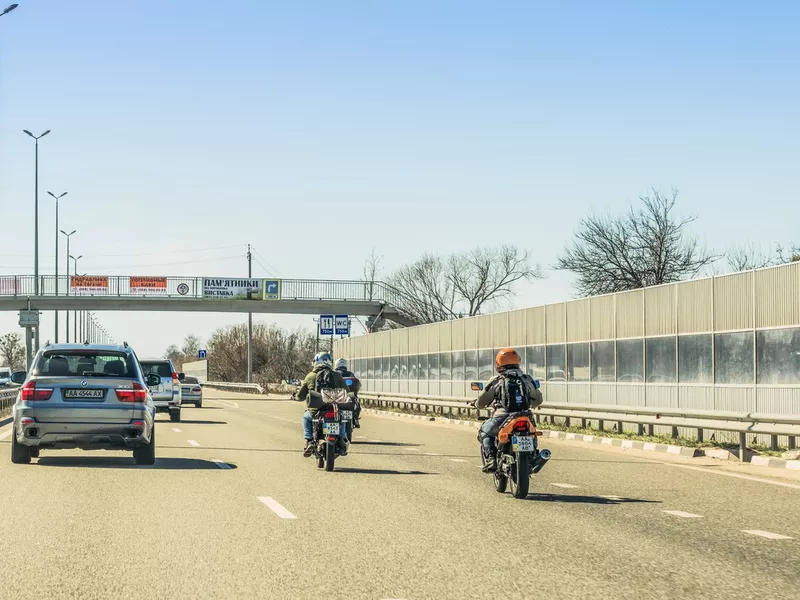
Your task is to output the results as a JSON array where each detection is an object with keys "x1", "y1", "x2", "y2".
[{"x1": 1, "y1": 390, "x2": 798, "y2": 600}]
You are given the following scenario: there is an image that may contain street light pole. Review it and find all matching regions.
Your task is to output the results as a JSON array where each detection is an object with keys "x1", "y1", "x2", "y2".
[
  {"x1": 61, "y1": 229, "x2": 76, "y2": 342},
  {"x1": 23, "y1": 129, "x2": 51, "y2": 352},
  {"x1": 48, "y1": 191, "x2": 68, "y2": 342},
  {"x1": 70, "y1": 254, "x2": 82, "y2": 342}
]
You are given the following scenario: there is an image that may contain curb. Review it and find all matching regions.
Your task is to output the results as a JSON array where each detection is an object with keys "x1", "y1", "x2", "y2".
[{"x1": 363, "y1": 407, "x2": 800, "y2": 470}]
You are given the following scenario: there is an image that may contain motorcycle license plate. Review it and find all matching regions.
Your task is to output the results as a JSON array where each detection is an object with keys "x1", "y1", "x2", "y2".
[
  {"x1": 323, "y1": 422, "x2": 340, "y2": 435},
  {"x1": 340, "y1": 411, "x2": 353, "y2": 420},
  {"x1": 512, "y1": 436, "x2": 535, "y2": 452}
]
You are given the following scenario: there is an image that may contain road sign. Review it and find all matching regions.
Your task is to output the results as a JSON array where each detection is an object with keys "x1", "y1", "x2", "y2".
[
  {"x1": 335, "y1": 315, "x2": 349, "y2": 336},
  {"x1": 19, "y1": 310, "x2": 39, "y2": 327},
  {"x1": 319, "y1": 315, "x2": 334, "y2": 336},
  {"x1": 264, "y1": 279, "x2": 281, "y2": 300},
  {"x1": 198, "y1": 349, "x2": 207, "y2": 359}
]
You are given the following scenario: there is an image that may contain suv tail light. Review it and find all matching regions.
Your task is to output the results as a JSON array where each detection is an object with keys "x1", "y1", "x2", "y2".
[
  {"x1": 172, "y1": 372, "x2": 178, "y2": 383},
  {"x1": 116, "y1": 382, "x2": 147, "y2": 403},
  {"x1": 21, "y1": 381, "x2": 53, "y2": 401}
]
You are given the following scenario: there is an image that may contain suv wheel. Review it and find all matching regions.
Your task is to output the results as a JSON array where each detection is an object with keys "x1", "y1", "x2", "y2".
[
  {"x1": 11, "y1": 435, "x2": 31, "y2": 465},
  {"x1": 170, "y1": 409, "x2": 181, "y2": 423},
  {"x1": 134, "y1": 426, "x2": 156, "y2": 466}
]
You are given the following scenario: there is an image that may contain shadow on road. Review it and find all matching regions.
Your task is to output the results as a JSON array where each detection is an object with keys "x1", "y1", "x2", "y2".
[
  {"x1": 35, "y1": 456, "x2": 238, "y2": 470},
  {"x1": 523, "y1": 493, "x2": 660, "y2": 504},
  {"x1": 0, "y1": 416, "x2": 12, "y2": 428},
  {"x1": 334, "y1": 467, "x2": 436, "y2": 476}
]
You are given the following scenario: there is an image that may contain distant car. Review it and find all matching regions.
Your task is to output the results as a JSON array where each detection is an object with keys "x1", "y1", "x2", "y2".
[
  {"x1": 180, "y1": 376, "x2": 203, "y2": 408},
  {"x1": 139, "y1": 358, "x2": 183, "y2": 422},
  {"x1": 0, "y1": 366, "x2": 11, "y2": 386},
  {"x1": 10, "y1": 342, "x2": 158, "y2": 465}
]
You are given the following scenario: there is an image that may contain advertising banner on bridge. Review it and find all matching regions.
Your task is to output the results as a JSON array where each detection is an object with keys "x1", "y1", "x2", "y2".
[
  {"x1": 202, "y1": 278, "x2": 263, "y2": 300},
  {"x1": 129, "y1": 276, "x2": 168, "y2": 295},
  {"x1": 70, "y1": 276, "x2": 109, "y2": 294}
]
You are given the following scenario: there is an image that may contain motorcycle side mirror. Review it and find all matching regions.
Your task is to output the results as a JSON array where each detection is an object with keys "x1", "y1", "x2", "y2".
[{"x1": 470, "y1": 382, "x2": 484, "y2": 391}]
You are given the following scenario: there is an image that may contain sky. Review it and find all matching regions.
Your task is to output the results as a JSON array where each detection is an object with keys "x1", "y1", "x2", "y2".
[{"x1": 0, "y1": 0, "x2": 798, "y2": 356}]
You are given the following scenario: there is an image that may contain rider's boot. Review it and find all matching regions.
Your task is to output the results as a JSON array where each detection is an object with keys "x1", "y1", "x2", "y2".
[{"x1": 303, "y1": 439, "x2": 314, "y2": 457}]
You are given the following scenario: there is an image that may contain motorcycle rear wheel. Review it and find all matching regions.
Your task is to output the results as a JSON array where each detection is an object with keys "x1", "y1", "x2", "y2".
[
  {"x1": 509, "y1": 452, "x2": 530, "y2": 499},
  {"x1": 325, "y1": 442, "x2": 336, "y2": 472}
]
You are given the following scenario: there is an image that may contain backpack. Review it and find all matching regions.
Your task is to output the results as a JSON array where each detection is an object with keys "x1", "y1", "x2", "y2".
[
  {"x1": 499, "y1": 372, "x2": 531, "y2": 413},
  {"x1": 315, "y1": 367, "x2": 347, "y2": 404}
]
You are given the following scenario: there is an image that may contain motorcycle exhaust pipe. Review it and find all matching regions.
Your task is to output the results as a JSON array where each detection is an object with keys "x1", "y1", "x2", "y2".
[{"x1": 531, "y1": 448, "x2": 551, "y2": 474}]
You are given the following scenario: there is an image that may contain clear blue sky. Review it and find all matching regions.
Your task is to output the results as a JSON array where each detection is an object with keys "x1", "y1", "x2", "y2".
[{"x1": 1, "y1": 0, "x2": 798, "y2": 355}]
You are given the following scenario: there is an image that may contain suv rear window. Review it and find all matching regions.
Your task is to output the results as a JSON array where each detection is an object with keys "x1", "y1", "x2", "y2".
[
  {"x1": 141, "y1": 362, "x2": 173, "y2": 378},
  {"x1": 34, "y1": 350, "x2": 137, "y2": 378}
]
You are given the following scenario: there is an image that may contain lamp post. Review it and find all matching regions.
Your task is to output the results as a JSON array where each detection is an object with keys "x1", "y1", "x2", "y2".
[
  {"x1": 48, "y1": 191, "x2": 67, "y2": 342},
  {"x1": 70, "y1": 254, "x2": 82, "y2": 342},
  {"x1": 1, "y1": 4, "x2": 18, "y2": 17},
  {"x1": 23, "y1": 128, "x2": 51, "y2": 351},
  {"x1": 61, "y1": 229, "x2": 76, "y2": 342}
]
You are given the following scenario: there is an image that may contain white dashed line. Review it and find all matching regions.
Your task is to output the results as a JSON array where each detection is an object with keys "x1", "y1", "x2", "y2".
[
  {"x1": 355, "y1": 435, "x2": 366, "y2": 439},
  {"x1": 742, "y1": 530, "x2": 794, "y2": 540},
  {"x1": 172, "y1": 428, "x2": 182, "y2": 433},
  {"x1": 550, "y1": 483, "x2": 580, "y2": 489},
  {"x1": 0, "y1": 430, "x2": 12, "y2": 441},
  {"x1": 663, "y1": 463, "x2": 800, "y2": 491},
  {"x1": 601, "y1": 495, "x2": 624, "y2": 500},
  {"x1": 188, "y1": 440, "x2": 200, "y2": 447},
  {"x1": 404, "y1": 447, "x2": 420, "y2": 452},
  {"x1": 213, "y1": 460, "x2": 232, "y2": 470},
  {"x1": 663, "y1": 510, "x2": 703, "y2": 518},
  {"x1": 257, "y1": 496, "x2": 297, "y2": 519},
  {"x1": 450, "y1": 459, "x2": 467, "y2": 463}
]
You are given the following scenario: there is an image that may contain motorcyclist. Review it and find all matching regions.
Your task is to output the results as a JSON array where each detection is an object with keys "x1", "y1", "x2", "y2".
[
  {"x1": 295, "y1": 352, "x2": 350, "y2": 457},
  {"x1": 474, "y1": 348, "x2": 543, "y2": 472},
  {"x1": 334, "y1": 358, "x2": 362, "y2": 428}
]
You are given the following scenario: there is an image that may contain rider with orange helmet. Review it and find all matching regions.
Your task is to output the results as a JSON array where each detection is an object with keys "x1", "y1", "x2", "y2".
[{"x1": 474, "y1": 348, "x2": 543, "y2": 472}]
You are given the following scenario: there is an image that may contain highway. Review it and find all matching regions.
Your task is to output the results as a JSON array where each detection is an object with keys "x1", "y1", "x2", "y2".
[{"x1": 1, "y1": 390, "x2": 799, "y2": 600}]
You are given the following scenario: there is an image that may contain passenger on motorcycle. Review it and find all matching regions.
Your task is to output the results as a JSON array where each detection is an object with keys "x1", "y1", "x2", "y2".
[
  {"x1": 295, "y1": 352, "x2": 350, "y2": 457},
  {"x1": 335, "y1": 358, "x2": 362, "y2": 428},
  {"x1": 474, "y1": 348, "x2": 543, "y2": 472}
]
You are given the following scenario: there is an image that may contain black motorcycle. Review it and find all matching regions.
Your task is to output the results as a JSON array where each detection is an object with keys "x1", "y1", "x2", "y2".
[{"x1": 309, "y1": 389, "x2": 355, "y2": 472}]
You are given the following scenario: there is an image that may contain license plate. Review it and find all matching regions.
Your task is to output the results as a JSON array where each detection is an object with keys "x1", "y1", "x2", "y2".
[
  {"x1": 512, "y1": 435, "x2": 535, "y2": 452},
  {"x1": 64, "y1": 389, "x2": 105, "y2": 399},
  {"x1": 323, "y1": 422, "x2": 340, "y2": 435},
  {"x1": 340, "y1": 411, "x2": 352, "y2": 420}
]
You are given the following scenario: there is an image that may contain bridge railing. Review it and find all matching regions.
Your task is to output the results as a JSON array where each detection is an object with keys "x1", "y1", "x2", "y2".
[
  {"x1": 0, "y1": 275, "x2": 408, "y2": 305},
  {"x1": 358, "y1": 390, "x2": 800, "y2": 461},
  {"x1": 203, "y1": 381, "x2": 265, "y2": 394},
  {"x1": 1, "y1": 387, "x2": 17, "y2": 416}
]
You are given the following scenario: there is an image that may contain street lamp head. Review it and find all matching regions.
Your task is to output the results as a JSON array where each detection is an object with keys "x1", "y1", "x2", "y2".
[
  {"x1": 2, "y1": 4, "x2": 19, "y2": 16},
  {"x1": 23, "y1": 129, "x2": 33, "y2": 138},
  {"x1": 61, "y1": 229, "x2": 77, "y2": 236},
  {"x1": 41, "y1": 130, "x2": 51, "y2": 137}
]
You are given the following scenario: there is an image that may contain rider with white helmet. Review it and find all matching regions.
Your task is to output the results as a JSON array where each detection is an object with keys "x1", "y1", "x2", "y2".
[{"x1": 295, "y1": 352, "x2": 349, "y2": 456}]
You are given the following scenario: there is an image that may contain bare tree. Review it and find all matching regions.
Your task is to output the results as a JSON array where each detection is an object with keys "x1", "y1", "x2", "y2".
[
  {"x1": 0, "y1": 333, "x2": 26, "y2": 370},
  {"x1": 449, "y1": 246, "x2": 542, "y2": 316},
  {"x1": 386, "y1": 245, "x2": 540, "y2": 324},
  {"x1": 725, "y1": 242, "x2": 800, "y2": 272},
  {"x1": 181, "y1": 334, "x2": 201, "y2": 358},
  {"x1": 556, "y1": 189, "x2": 716, "y2": 296},
  {"x1": 362, "y1": 248, "x2": 383, "y2": 301}
]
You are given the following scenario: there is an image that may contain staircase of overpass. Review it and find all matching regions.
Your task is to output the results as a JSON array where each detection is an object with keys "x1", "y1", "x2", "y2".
[{"x1": 0, "y1": 275, "x2": 419, "y2": 327}]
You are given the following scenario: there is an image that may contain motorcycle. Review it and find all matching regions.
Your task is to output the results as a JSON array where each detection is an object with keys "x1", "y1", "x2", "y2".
[
  {"x1": 310, "y1": 388, "x2": 355, "y2": 472},
  {"x1": 472, "y1": 381, "x2": 551, "y2": 499}
]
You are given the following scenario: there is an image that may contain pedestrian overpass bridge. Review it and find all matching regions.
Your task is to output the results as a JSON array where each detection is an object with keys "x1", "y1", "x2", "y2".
[{"x1": 0, "y1": 275, "x2": 418, "y2": 327}]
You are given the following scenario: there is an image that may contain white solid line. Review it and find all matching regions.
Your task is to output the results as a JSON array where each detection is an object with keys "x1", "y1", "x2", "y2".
[
  {"x1": 188, "y1": 440, "x2": 200, "y2": 447},
  {"x1": 742, "y1": 530, "x2": 794, "y2": 540},
  {"x1": 257, "y1": 496, "x2": 297, "y2": 519},
  {"x1": 423, "y1": 452, "x2": 442, "y2": 456},
  {"x1": 404, "y1": 447, "x2": 420, "y2": 452},
  {"x1": 663, "y1": 510, "x2": 703, "y2": 518},
  {"x1": 663, "y1": 462, "x2": 800, "y2": 491},
  {"x1": 450, "y1": 459, "x2": 467, "y2": 463},
  {"x1": 550, "y1": 483, "x2": 579, "y2": 489},
  {"x1": 172, "y1": 428, "x2": 182, "y2": 433},
  {"x1": 601, "y1": 495, "x2": 624, "y2": 500},
  {"x1": 213, "y1": 460, "x2": 232, "y2": 470}
]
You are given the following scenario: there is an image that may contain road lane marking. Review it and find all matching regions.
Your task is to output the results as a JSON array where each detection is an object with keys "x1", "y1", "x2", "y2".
[
  {"x1": 172, "y1": 428, "x2": 182, "y2": 433},
  {"x1": 663, "y1": 510, "x2": 703, "y2": 518},
  {"x1": 188, "y1": 440, "x2": 200, "y2": 447},
  {"x1": 257, "y1": 497, "x2": 297, "y2": 519},
  {"x1": 0, "y1": 430, "x2": 12, "y2": 441},
  {"x1": 355, "y1": 435, "x2": 366, "y2": 439},
  {"x1": 212, "y1": 460, "x2": 232, "y2": 470},
  {"x1": 663, "y1": 462, "x2": 800, "y2": 491},
  {"x1": 450, "y1": 459, "x2": 467, "y2": 463},
  {"x1": 423, "y1": 452, "x2": 442, "y2": 456},
  {"x1": 550, "y1": 483, "x2": 579, "y2": 489},
  {"x1": 742, "y1": 530, "x2": 794, "y2": 540}
]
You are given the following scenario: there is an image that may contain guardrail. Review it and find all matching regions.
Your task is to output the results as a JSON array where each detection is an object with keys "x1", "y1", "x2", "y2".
[
  {"x1": 203, "y1": 381, "x2": 265, "y2": 395},
  {"x1": 358, "y1": 391, "x2": 800, "y2": 461},
  {"x1": 1, "y1": 387, "x2": 17, "y2": 416}
]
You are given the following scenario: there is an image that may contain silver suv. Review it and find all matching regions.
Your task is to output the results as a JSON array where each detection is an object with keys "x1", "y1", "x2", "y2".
[
  {"x1": 139, "y1": 358, "x2": 182, "y2": 422},
  {"x1": 10, "y1": 342, "x2": 158, "y2": 465}
]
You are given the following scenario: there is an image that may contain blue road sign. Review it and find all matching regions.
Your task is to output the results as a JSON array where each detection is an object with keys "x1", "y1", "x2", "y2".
[
  {"x1": 335, "y1": 314, "x2": 349, "y2": 336},
  {"x1": 198, "y1": 349, "x2": 207, "y2": 359},
  {"x1": 319, "y1": 315, "x2": 334, "y2": 336},
  {"x1": 264, "y1": 279, "x2": 281, "y2": 300}
]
